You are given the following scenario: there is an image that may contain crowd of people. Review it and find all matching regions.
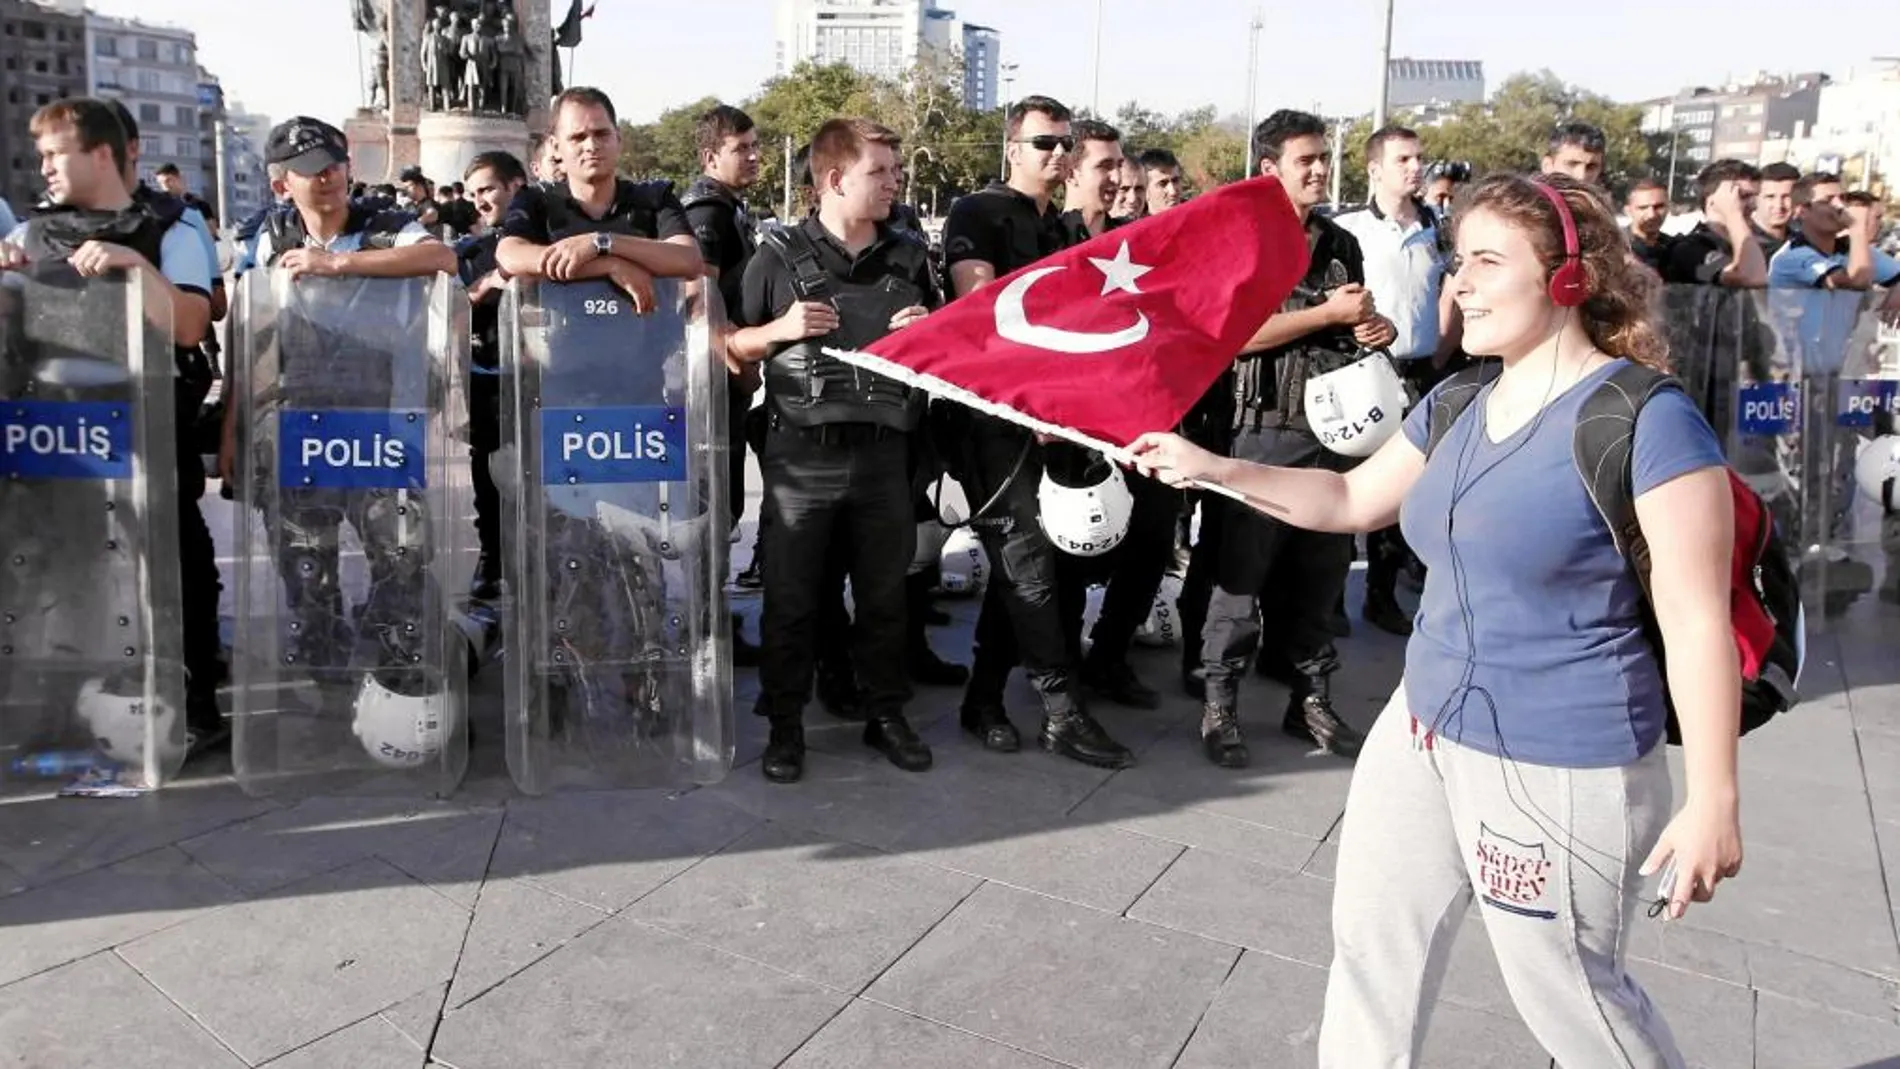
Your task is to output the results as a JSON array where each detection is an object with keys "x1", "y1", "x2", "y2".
[{"x1": 12, "y1": 78, "x2": 1900, "y2": 1066}]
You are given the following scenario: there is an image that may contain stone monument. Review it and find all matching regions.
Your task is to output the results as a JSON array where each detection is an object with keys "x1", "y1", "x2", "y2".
[{"x1": 345, "y1": 0, "x2": 553, "y2": 187}]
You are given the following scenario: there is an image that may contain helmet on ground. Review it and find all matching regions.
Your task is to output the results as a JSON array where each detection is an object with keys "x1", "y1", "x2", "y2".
[
  {"x1": 1134, "y1": 573, "x2": 1185, "y2": 648},
  {"x1": 1037, "y1": 448, "x2": 1133, "y2": 558},
  {"x1": 1854, "y1": 434, "x2": 1900, "y2": 512},
  {"x1": 1305, "y1": 352, "x2": 1407, "y2": 458},
  {"x1": 936, "y1": 527, "x2": 988, "y2": 596},
  {"x1": 76, "y1": 677, "x2": 182, "y2": 765},
  {"x1": 352, "y1": 673, "x2": 446, "y2": 770}
]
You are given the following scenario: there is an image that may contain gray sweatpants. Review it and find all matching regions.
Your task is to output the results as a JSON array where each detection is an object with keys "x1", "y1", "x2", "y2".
[{"x1": 1319, "y1": 689, "x2": 1686, "y2": 1069}]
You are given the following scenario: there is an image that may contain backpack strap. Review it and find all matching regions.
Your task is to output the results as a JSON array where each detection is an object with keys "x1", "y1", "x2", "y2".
[
  {"x1": 759, "y1": 226, "x2": 833, "y2": 303},
  {"x1": 1572, "y1": 361, "x2": 1677, "y2": 599},
  {"x1": 1421, "y1": 363, "x2": 1493, "y2": 458}
]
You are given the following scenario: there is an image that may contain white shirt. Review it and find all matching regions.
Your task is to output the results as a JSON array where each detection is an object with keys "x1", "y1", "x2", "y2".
[{"x1": 1333, "y1": 198, "x2": 1447, "y2": 361}]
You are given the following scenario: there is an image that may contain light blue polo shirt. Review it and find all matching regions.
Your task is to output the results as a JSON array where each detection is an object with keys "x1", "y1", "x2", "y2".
[{"x1": 1768, "y1": 235, "x2": 1900, "y2": 290}]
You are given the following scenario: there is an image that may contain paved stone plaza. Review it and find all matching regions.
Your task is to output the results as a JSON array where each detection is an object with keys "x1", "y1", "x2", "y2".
[{"x1": 2, "y1": 495, "x2": 1898, "y2": 1069}]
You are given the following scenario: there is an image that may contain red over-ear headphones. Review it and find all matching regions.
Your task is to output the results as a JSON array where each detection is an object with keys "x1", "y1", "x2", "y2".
[{"x1": 1532, "y1": 179, "x2": 1588, "y2": 307}]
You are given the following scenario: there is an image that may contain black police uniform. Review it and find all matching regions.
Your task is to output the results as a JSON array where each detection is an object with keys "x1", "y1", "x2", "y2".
[
  {"x1": 739, "y1": 216, "x2": 938, "y2": 780},
  {"x1": 1629, "y1": 230, "x2": 1674, "y2": 275},
  {"x1": 19, "y1": 198, "x2": 225, "y2": 735},
  {"x1": 455, "y1": 231, "x2": 504, "y2": 596},
  {"x1": 1659, "y1": 222, "x2": 1738, "y2": 286},
  {"x1": 939, "y1": 183, "x2": 1132, "y2": 769},
  {"x1": 1201, "y1": 210, "x2": 1368, "y2": 756},
  {"x1": 1053, "y1": 208, "x2": 1179, "y2": 706},
  {"x1": 682, "y1": 178, "x2": 764, "y2": 554},
  {"x1": 499, "y1": 177, "x2": 693, "y2": 249}
]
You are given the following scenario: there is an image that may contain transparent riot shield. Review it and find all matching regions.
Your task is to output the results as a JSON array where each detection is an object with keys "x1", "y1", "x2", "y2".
[
  {"x1": 1664, "y1": 283, "x2": 1900, "y2": 626},
  {"x1": 1784, "y1": 289, "x2": 1900, "y2": 621},
  {"x1": 1, "y1": 263, "x2": 185, "y2": 792},
  {"x1": 230, "y1": 272, "x2": 472, "y2": 797},
  {"x1": 500, "y1": 278, "x2": 732, "y2": 793}
]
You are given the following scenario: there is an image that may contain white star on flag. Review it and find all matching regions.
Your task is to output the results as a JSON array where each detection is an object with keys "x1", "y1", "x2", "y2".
[{"x1": 1088, "y1": 240, "x2": 1153, "y2": 297}]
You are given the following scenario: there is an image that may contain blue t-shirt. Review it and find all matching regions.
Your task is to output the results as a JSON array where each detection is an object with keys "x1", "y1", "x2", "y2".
[
  {"x1": 1398, "y1": 359, "x2": 1727, "y2": 768},
  {"x1": 1768, "y1": 237, "x2": 1900, "y2": 289}
]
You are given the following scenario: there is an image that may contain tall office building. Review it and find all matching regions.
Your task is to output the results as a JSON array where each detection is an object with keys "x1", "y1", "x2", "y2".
[
  {"x1": 959, "y1": 22, "x2": 999, "y2": 111},
  {"x1": 221, "y1": 100, "x2": 272, "y2": 226},
  {"x1": 776, "y1": 0, "x2": 1002, "y2": 108},
  {"x1": 86, "y1": 10, "x2": 206, "y2": 192},
  {"x1": 1386, "y1": 58, "x2": 1485, "y2": 113},
  {"x1": 0, "y1": 0, "x2": 88, "y2": 210}
]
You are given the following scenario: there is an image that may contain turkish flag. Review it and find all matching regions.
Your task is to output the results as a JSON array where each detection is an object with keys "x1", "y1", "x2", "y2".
[{"x1": 826, "y1": 176, "x2": 1310, "y2": 450}]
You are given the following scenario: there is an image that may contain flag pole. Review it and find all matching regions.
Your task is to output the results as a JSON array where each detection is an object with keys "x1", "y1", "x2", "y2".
[{"x1": 821, "y1": 345, "x2": 1255, "y2": 508}]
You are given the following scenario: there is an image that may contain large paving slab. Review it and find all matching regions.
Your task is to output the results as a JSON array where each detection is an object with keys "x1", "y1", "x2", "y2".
[
  {"x1": 0, "y1": 845, "x2": 241, "y2": 987},
  {"x1": 432, "y1": 916, "x2": 848, "y2": 1069},
  {"x1": 117, "y1": 857, "x2": 469, "y2": 1065},
  {"x1": 0, "y1": 952, "x2": 246, "y2": 1069},
  {"x1": 624, "y1": 821, "x2": 980, "y2": 993},
  {"x1": 865, "y1": 882, "x2": 1239, "y2": 1069},
  {"x1": 780, "y1": 999, "x2": 1067, "y2": 1069}
]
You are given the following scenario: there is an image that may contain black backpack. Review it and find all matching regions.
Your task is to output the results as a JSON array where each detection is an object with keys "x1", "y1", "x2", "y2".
[{"x1": 1424, "y1": 361, "x2": 1805, "y2": 742}]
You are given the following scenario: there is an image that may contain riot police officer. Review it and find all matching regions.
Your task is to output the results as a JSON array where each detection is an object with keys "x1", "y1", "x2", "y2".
[
  {"x1": 495, "y1": 88, "x2": 703, "y2": 293},
  {"x1": 1195, "y1": 110, "x2": 1395, "y2": 768},
  {"x1": 939, "y1": 95, "x2": 1132, "y2": 770},
  {"x1": 3, "y1": 98, "x2": 219, "y2": 745},
  {"x1": 681, "y1": 103, "x2": 765, "y2": 667},
  {"x1": 729, "y1": 118, "x2": 939, "y2": 783},
  {"x1": 457, "y1": 150, "x2": 528, "y2": 601}
]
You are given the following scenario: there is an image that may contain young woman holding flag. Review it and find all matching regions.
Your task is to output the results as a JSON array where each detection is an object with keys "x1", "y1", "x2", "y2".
[{"x1": 1130, "y1": 172, "x2": 1742, "y2": 1069}]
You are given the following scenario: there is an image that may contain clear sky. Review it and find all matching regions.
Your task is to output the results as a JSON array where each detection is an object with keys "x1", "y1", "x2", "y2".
[{"x1": 91, "y1": 0, "x2": 1892, "y2": 133}]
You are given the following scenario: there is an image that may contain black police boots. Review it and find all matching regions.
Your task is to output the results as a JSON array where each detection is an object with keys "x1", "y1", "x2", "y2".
[
  {"x1": 761, "y1": 717, "x2": 805, "y2": 784},
  {"x1": 1040, "y1": 695, "x2": 1134, "y2": 770},
  {"x1": 1283, "y1": 677, "x2": 1363, "y2": 759},
  {"x1": 864, "y1": 714, "x2": 932, "y2": 772},
  {"x1": 959, "y1": 702, "x2": 1021, "y2": 753},
  {"x1": 1200, "y1": 702, "x2": 1249, "y2": 768}
]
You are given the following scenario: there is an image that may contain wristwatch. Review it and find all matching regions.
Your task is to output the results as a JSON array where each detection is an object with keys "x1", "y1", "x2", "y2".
[{"x1": 592, "y1": 231, "x2": 613, "y2": 256}]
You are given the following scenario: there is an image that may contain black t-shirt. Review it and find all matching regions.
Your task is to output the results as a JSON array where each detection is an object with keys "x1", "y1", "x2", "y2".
[
  {"x1": 438, "y1": 199, "x2": 479, "y2": 237},
  {"x1": 1058, "y1": 209, "x2": 1126, "y2": 245},
  {"x1": 1272, "y1": 211, "x2": 1366, "y2": 357},
  {"x1": 1750, "y1": 220, "x2": 1788, "y2": 263},
  {"x1": 1660, "y1": 223, "x2": 1733, "y2": 286},
  {"x1": 500, "y1": 178, "x2": 693, "y2": 245},
  {"x1": 1629, "y1": 230, "x2": 1674, "y2": 274},
  {"x1": 457, "y1": 232, "x2": 503, "y2": 369},
  {"x1": 943, "y1": 181, "x2": 1070, "y2": 283},
  {"x1": 736, "y1": 217, "x2": 942, "y2": 360}
]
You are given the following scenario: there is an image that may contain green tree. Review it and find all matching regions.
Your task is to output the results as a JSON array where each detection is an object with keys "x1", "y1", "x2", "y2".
[
  {"x1": 617, "y1": 95, "x2": 720, "y2": 186},
  {"x1": 1416, "y1": 72, "x2": 1658, "y2": 195},
  {"x1": 743, "y1": 61, "x2": 884, "y2": 216}
]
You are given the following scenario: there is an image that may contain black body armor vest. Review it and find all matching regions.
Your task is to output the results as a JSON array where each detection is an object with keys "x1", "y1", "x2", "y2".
[{"x1": 759, "y1": 227, "x2": 923, "y2": 433}]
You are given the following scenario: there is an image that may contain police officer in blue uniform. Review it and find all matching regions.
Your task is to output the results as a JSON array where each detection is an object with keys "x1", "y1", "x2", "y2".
[{"x1": 729, "y1": 118, "x2": 939, "y2": 784}]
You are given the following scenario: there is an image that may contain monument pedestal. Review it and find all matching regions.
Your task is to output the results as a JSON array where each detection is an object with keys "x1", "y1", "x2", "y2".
[{"x1": 417, "y1": 112, "x2": 529, "y2": 188}]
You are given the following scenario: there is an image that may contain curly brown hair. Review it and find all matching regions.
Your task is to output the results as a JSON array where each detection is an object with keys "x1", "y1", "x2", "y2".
[{"x1": 1454, "y1": 173, "x2": 1671, "y2": 372}]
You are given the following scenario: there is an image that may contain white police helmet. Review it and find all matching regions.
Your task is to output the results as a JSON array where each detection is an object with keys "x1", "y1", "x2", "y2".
[
  {"x1": 1037, "y1": 452, "x2": 1133, "y2": 558},
  {"x1": 1854, "y1": 434, "x2": 1900, "y2": 512},
  {"x1": 352, "y1": 674, "x2": 446, "y2": 770},
  {"x1": 1305, "y1": 352, "x2": 1408, "y2": 458},
  {"x1": 76, "y1": 678, "x2": 183, "y2": 766},
  {"x1": 1134, "y1": 573, "x2": 1185, "y2": 648},
  {"x1": 936, "y1": 526, "x2": 989, "y2": 596}
]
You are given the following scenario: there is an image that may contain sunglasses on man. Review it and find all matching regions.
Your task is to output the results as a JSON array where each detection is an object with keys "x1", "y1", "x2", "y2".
[{"x1": 1014, "y1": 135, "x2": 1075, "y2": 153}]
